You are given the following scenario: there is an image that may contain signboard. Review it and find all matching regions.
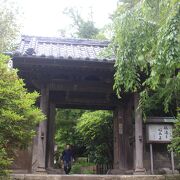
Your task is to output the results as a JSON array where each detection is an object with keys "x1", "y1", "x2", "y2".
[
  {"x1": 7, "y1": 59, "x2": 13, "y2": 69},
  {"x1": 146, "y1": 124, "x2": 173, "y2": 143},
  {"x1": 146, "y1": 117, "x2": 175, "y2": 174},
  {"x1": 119, "y1": 123, "x2": 123, "y2": 135}
]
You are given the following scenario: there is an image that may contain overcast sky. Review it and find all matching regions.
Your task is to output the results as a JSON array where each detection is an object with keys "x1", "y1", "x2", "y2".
[{"x1": 14, "y1": 0, "x2": 118, "y2": 37}]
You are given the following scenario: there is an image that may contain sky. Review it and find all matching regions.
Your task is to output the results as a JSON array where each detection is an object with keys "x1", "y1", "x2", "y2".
[{"x1": 14, "y1": 0, "x2": 119, "y2": 37}]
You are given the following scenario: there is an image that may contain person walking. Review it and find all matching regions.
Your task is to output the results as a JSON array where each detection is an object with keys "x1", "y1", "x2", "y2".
[{"x1": 61, "y1": 144, "x2": 74, "y2": 174}]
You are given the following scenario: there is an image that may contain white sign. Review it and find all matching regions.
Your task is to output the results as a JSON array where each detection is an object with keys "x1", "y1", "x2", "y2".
[
  {"x1": 7, "y1": 59, "x2": 13, "y2": 69},
  {"x1": 119, "y1": 123, "x2": 123, "y2": 135},
  {"x1": 147, "y1": 124, "x2": 173, "y2": 143}
]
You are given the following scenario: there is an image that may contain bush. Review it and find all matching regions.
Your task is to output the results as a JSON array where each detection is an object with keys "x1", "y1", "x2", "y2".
[
  {"x1": 76, "y1": 111, "x2": 113, "y2": 164},
  {"x1": 169, "y1": 110, "x2": 180, "y2": 155},
  {"x1": 70, "y1": 158, "x2": 95, "y2": 174},
  {"x1": 0, "y1": 147, "x2": 12, "y2": 176},
  {"x1": 0, "y1": 54, "x2": 44, "y2": 174}
]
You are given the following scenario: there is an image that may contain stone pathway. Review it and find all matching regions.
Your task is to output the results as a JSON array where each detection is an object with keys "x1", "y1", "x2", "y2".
[{"x1": 10, "y1": 174, "x2": 180, "y2": 180}]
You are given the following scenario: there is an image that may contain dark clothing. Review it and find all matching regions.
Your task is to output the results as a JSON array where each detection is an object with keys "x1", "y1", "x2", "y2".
[
  {"x1": 61, "y1": 149, "x2": 73, "y2": 174},
  {"x1": 61, "y1": 149, "x2": 73, "y2": 162},
  {"x1": 63, "y1": 161, "x2": 71, "y2": 174}
]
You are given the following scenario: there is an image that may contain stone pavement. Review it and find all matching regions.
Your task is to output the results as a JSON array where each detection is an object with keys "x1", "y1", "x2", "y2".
[{"x1": 10, "y1": 174, "x2": 180, "y2": 180}]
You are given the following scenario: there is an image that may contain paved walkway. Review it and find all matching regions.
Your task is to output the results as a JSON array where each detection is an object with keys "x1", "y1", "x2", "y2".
[{"x1": 10, "y1": 174, "x2": 180, "y2": 180}]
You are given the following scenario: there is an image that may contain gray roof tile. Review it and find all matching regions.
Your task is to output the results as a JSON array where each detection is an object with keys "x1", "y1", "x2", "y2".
[{"x1": 15, "y1": 35, "x2": 113, "y2": 61}]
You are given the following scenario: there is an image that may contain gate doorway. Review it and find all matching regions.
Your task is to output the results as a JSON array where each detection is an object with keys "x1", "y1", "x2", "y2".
[{"x1": 54, "y1": 108, "x2": 113, "y2": 174}]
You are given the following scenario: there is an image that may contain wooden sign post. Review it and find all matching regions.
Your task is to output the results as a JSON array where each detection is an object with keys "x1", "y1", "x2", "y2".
[{"x1": 146, "y1": 117, "x2": 175, "y2": 174}]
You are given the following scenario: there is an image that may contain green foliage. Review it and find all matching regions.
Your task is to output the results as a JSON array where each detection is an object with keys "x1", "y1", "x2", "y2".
[
  {"x1": 76, "y1": 111, "x2": 113, "y2": 164},
  {"x1": 0, "y1": 147, "x2": 11, "y2": 176},
  {"x1": 0, "y1": 54, "x2": 44, "y2": 174},
  {"x1": 0, "y1": 0, "x2": 20, "y2": 52},
  {"x1": 70, "y1": 162, "x2": 81, "y2": 174},
  {"x1": 70, "y1": 158, "x2": 95, "y2": 174},
  {"x1": 111, "y1": 0, "x2": 180, "y2": 114},
  {"x1": 77, "y1": 21, "x2": 99, "y2": 39},
  {"x1": 55, "y1": 109, "x2": 85, "y2": 153},
  {"x1": 55, "y1": 110, "x2": 113, "y2": 165},
  {"x1": 169, "y1": 110, "x2": 180, "y2": 154},
  {"x1": 111, "y1": 0, "x2": 180, "y2": 154},
  {"x1": 63, "y1": 8, "x2": 100, "y2": 39}
]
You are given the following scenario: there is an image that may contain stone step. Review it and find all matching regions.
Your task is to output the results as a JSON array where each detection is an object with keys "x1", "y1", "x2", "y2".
[{"x1": 10, "y1": 174, "x2": 180, "y2": 180}]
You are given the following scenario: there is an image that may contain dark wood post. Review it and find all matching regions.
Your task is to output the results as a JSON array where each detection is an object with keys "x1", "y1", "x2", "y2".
[
  {"x1": 124, "y1": 97, "x2": 134, "y2": 170},
  {"x1": 31, "y1": 126, "x2": 38, "y2": 173},
  {"x1": 35, "y1": 85, "x2": 49, "y2": 173},
  {"x1": 113, "y1": 108, "x2": 120, "y2": 169},
  {"x1": 134, "y1": 93, "x2": 146, "y2": 174},
  {"x1": 113, "y1": 105, "x2": 126, "y2": 173},
  {"x1": 47, "y1": 103, "x2": 56, "y2": 169}
]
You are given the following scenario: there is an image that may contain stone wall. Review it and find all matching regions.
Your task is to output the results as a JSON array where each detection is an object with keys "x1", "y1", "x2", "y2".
[{"x1": 11, "y1": 147, "x2": 32, "y2": 173}]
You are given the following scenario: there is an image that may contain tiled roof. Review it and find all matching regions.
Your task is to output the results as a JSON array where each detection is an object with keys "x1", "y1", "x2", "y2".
[{"x1": 14, "y1": 35, "x2": 113, "y2": 61}]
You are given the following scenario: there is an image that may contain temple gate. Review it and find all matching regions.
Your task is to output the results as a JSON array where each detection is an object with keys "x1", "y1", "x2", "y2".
[{"x1": 11, "y1": 35, "x2": 146, "y2": 174}]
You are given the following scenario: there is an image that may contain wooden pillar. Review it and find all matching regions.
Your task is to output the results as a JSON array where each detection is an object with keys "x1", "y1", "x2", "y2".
[
  {"x1": 31, "y1": 126, "x2": 39, "y2": 173},
  {"x1": 124, "y1": 97, "x2": 134, "y2": 170},
  {"x1": 113, "y1": 105, "x2": 126, "y2": 172},
  {"x1": 134, "y1": 93, "x2": 146, "y2": 174},
  {"x1": 35, "y1": 85, "x2": 49, "y2": 173},
  {"x1": 47, "y1": 103, "x2": 56, "y2": 169},
  {"x1": 113, "y1": 108, "x2": 120, "y2": 169}
]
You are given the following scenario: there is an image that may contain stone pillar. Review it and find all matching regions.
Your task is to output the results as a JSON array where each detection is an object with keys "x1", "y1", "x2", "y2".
[
  {"x1": 134, "y1": 93, "x2": 146, "y2": 174},
  {"x1": 35, "y1": 85, "x2": 49, "y2": 173},
  {"x1": 47, "y1": 103, "x2": 56, "y2": 169},
  {"x1": 113, "y1": 105, "x2": 126, "y2": 173}
]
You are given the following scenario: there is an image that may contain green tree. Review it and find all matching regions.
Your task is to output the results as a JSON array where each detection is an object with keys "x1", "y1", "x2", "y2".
[
  {"x1": 111, "y1": 0, "x2": 179, "y2": 114},
  {"x1": 63, "y1": 7, "x2": 99, "y2": 39},
  {"x1": 0, "y1": 0, "x2": 20, "y2": 52},
  {"x1": 110, "y1": 0, "x2": 180, "y2": 154},
  {"x1": 76, "y1": 111, "x2": 113, "y2": 164},
  {"x1": 169, "y1": 110, "x2": 180, "y2": 155},
  {"x1": 168, "y1": 110, "x2": 180, "y2": 168},
  {"x1": 0, "y1": 54, "x2": 44, "y2": 175},
  {"x1": 55, "y1": 109, "x2": 85, "y2": 153}
]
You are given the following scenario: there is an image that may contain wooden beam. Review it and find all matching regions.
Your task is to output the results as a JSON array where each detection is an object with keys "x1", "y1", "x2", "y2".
[
  {"x1": 13, "y1": 57, "x2": 114, "y2": 70},
  {"x1": 53, "y1": 96, "x2": 119, "y2": 110},
  {"x1": 17, "y1": 66, "x2": 114, "y2": 76},
  {"x1": 56, "y1": 103, "x2": 116, "y2": 110},
  {"x1": 17, "y1": 68, "x2": 114, "y2": 86},
  {"x1": 52, "y1": 97, "x2": 117, "y2": 105},
  {"x1": 48, "y1": 81, "x2": 113, "y2": 93},
  {"x1": 28, "y1": 79, "x2": 114, "y2": 93}
]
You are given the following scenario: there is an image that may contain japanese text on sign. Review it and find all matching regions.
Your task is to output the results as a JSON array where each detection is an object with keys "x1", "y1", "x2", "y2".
[{"x1": 147, "y1": 124, "x2": 173, "y2": 143}]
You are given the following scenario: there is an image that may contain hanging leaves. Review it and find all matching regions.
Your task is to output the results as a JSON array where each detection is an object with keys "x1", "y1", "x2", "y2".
[{"x1": 111, "y1": 0, "x2": 180, "y2": 113}]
